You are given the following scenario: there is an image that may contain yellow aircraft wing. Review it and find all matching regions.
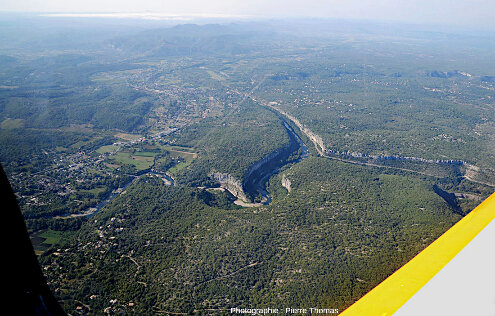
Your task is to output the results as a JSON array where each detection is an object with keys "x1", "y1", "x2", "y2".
[{"x1": 341, "y1": 192, "x2": 495, "y2": 316}]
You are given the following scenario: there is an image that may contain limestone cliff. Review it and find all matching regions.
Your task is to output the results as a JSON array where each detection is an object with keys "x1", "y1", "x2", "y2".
[
  {"x1": 281, "y1": 174, "x2": 291, "y2": 192},
  {"x1": 209, "y1": 172, "x2": 249, "y2": 202},
  {"x1": 266, "y1": 102, "x2": 326, "y2": 155}
]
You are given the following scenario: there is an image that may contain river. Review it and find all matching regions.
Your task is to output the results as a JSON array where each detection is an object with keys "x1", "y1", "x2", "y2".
[
  {"x1": 60, "y1": 117, "x2": 307, "y2": 216},
  {"x1": 241, "y1": 118, "x2": 309, "y2": 205},
  {"x1": 56, "y1": 171, "x2": 175, "y2": 219}
]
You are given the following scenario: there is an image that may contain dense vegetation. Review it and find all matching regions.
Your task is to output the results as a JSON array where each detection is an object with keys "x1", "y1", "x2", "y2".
[
  {"x1": 0, "y1": 15, "x2": 493, "y2": 314},
  {"x1": 173, "y1": 101, "x2": 289, "y2": 184},
  {"x1": 40, "y1": 159, "x2": 463, "y2": 313}
]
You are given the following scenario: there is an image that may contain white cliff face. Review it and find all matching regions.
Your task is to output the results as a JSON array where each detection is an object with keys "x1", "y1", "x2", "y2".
[
  {"x1": 209, "y1": 172, "x2": 249, "y2": 202},
  {"x1": 281, "y1": 174, "x2": 291, "y2": 192},
  {"x1": 266, "y1": 102, "x2": 467, "y2": 169},
  {"x1": 209, "y1": 115, "x2": 305, "y2": 204},
  {"x1": 210, "y1": 146, "x2": 291, "y2": 203},
  {"x1": 266, "y1": 102, "x2": 326, "y2": 155}
]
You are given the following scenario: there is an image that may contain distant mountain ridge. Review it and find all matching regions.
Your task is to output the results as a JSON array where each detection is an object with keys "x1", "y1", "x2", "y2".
[{"x1": 109, "y1": 23, "x2": 281, "y2": 57}]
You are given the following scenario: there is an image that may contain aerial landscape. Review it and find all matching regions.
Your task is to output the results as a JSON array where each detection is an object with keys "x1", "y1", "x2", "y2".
[{"x1": 0, "y1": 3, "x2": 494, "y2": 314}]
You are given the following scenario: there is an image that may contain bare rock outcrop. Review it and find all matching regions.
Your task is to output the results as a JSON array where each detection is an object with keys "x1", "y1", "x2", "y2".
[
  {"x1": 281, "y1": 174, "x2": 291, "y2": 192},
  {"x1": 266, "y1": 102, "x2": 326, "y2": 154},
  {"x1": 209, "y1": 172, "x2": 249, "y2": 201}
]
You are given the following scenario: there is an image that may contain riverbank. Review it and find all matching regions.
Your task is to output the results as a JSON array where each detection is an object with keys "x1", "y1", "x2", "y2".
[
  {"x1": 233, "y1": 117, "x2": 309, "y2": 207},
  {"x1": 53, "y1": 170, "x2": 175, "y2": 219}
]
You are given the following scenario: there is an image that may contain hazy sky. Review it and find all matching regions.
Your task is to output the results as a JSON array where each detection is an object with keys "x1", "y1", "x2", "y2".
[{"x1": 1, "y1": 0, "x2": 495, "y2": 29}]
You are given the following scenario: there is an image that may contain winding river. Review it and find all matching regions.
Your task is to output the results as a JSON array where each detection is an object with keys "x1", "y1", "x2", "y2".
[
  {"x1": 57, "y1": 171, "x2": 174, "y2": 218},
  {"x1": 62, "y1": 116, "x2": 308, "y2": 217},
  {"x1": 241, "y1": 118, "x2": 309, "y2": 205}
]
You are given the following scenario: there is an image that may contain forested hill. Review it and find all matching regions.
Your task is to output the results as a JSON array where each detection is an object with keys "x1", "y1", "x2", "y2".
[{"x1": 40, "y1": 158, "x2": 465, "y2": 313}]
